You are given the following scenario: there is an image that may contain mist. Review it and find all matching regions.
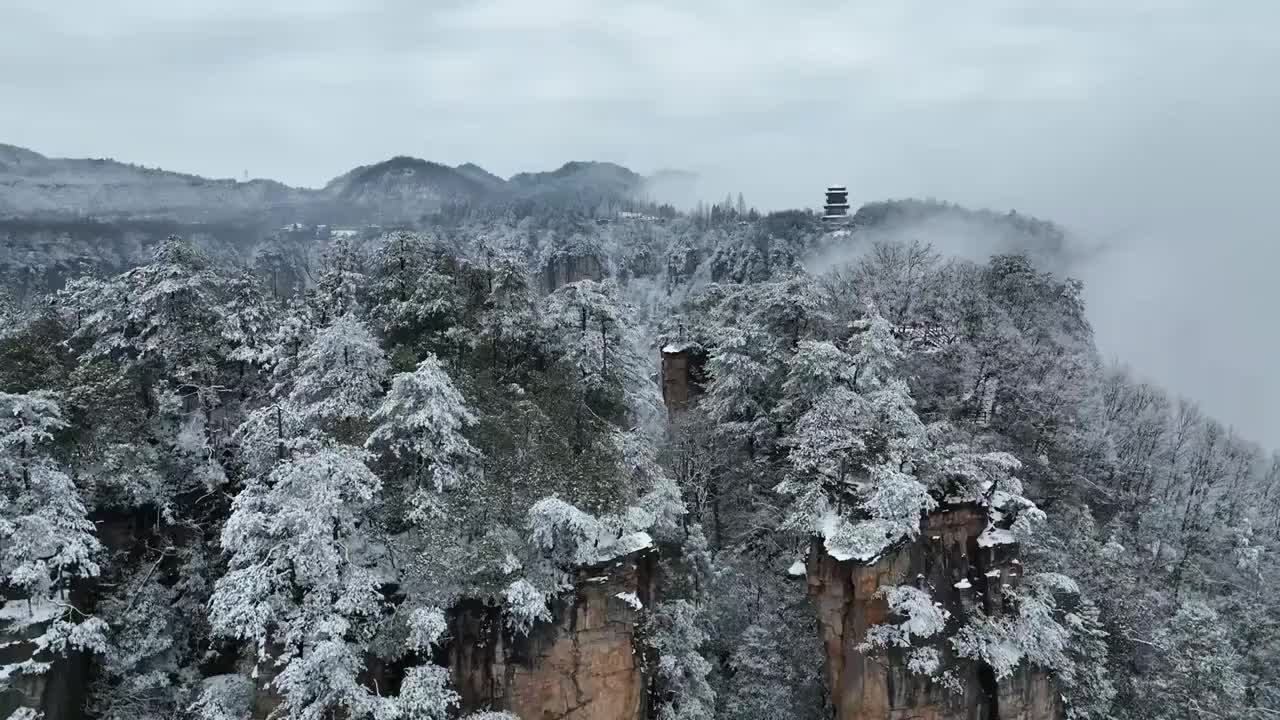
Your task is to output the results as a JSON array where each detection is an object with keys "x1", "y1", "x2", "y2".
[
  {"x1": 2, "y1": 0, "x2": 1278, "y2": 443},
  {"x1": 800, "y1": 194, "x2": 1280, "y2": 447}
]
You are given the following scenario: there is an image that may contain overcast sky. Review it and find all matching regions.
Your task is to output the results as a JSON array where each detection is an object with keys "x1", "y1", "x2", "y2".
[{"x1": 2, "y1": 0, "x2": 1278, "y2": 446}]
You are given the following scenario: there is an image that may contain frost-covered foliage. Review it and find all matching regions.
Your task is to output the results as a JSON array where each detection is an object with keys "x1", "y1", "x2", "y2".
[
  {"x1": 527, "y1": 496, "x2": 656, "y2": 568},
  {"x1": 1142, "y1": 601, "x2": 1246, "y2": 720},
  {"x1": 853, "y1": 585, "x2": 954, "y2": 678},
  {"x1": 0, "y1": 613, "x2": 109, "y2": 684},
  {"x1": 404, "y1": 606, "x2": 448, "y2": 653},
  {"x1": 860, "y1": 585, "x2": 950, "y2": 650},
  {"x1": 210, "y1": 445, "x2": 392, "y2": 718},
  {"x1": 776, "y1": 308, "x2": 978, "y2": 563},
  {"x1": 398, "y1": 664, "x2": 459, "y2": 720},
  {"x1": 0, "y1": 391, "x2": 105, "y2": 690},
  {"x1": 649, "y1": 600, "x2": 716, "y2": 720},
  {"x1": 504, "y1": 495, "x2": 668, "y2": 630},
  {"x1": 367, "y1": 355, "x2": 479, "y2": 521},
  {"x1": 189, "y1": 674, "x2": 254, "y2": 720},
  {"x1": 2, "y1": 201, "x2": 1278, "y2": 720},
  {"x1": 312, "y1": 234, "x2": 369, "y2": 322},
  {"x1": 0, "y1": 392, "x2": 100, "y2": 597},
  {"x1": 951, "y1": 573, "x2": 1079, "y2": 678},
  {"x1": 289, "y1": 313, "x2": 389, "y2": 436},
  {"x1": 500, "y1": 579, "x2": 552, "y2": 635},
  {"x1": 368, "y1": 231, "x2": 460, "y2": 353},
  {"x1": 89, "y1": 563, "x2": 198, "y2": 720},
  {"x1": 722, "y1": 614, "x2": 817, "y2": 720},
  {"x1": 722, "y1": 623, "x2": 791, "y2": 719}
]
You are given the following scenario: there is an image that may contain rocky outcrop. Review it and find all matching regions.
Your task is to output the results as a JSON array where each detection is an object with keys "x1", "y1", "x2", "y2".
[
  {"x1": 232, "y1": 549, "x2": 658, "y2": 720},
  {"x1": 659, "y1": 345, "x2": 706, "y2": 418},
  {"x1": 0, "y1": 601, "x2": 92, "y2": 720},
  {"x1": 541, "y1": 255, "x2": 604, "y2": 294},
  {"x1": 660, "y1": 347, "x2": 694, "y2": 416},
  {"x1": 450, "y1": 550, "x2": 657, "y2": 720},
  {"x1": 807, "y1": 504, "x2": 1061, "y2": 720},
  {"x1": 0, "y1": 514, "x2": 133, "y2": 720}
]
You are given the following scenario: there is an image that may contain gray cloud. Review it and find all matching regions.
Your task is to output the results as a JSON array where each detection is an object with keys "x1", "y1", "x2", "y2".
[{"x1": 2, "y1": 0, "x2": 1278, "y2": 443}]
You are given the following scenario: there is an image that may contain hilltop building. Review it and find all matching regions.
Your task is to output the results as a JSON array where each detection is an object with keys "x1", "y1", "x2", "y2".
[{"x1": 822, "y1": 185, "x2": 850, "y2": 222}]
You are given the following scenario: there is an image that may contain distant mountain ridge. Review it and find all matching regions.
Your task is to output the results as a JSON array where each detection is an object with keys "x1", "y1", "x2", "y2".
[
  {"x1": 321, "y1": 156, "x2": 495, "y2": 217},
  {"x1": 0, "y1": 143, "x2": 676, "y2": 222},
  {"x1": 0, "y1": 143, "x2": 311, "y2": 220}
]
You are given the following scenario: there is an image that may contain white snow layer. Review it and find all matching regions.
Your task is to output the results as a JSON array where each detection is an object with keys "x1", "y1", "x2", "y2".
[
  {"x1": 615, "y1": 592, "x2": 643, "y2": 610},
  {"x1": 978, "y1": 527, "x2": 1016, "y2": 548}
]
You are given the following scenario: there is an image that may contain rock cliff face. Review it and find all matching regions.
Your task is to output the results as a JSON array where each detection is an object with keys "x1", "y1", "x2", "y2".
[
  {"x1": 450, "y1": 550, "x2": 657, "y2": 720},
  {"x1": 806, "y1": 504, "x2": 1061, "y2": 720},
  {"x1": 659, "y1": 346, "x2": 706, "y2": 419},
  {"x1": 233, "y1": 550, "x2": 660, "y2": 720},
  {"x1": 808, "y1": 502, "x2": 1059, "y2": 717},
  {"x1": 0, "y1": 601, "x2": 92, "y2": 720},
  {"x1": 0, "y1": 515, "x2": 137, "y2": 720},
  {"x1": 541, "y1": 255, "x2": 604, "y2": 294}
]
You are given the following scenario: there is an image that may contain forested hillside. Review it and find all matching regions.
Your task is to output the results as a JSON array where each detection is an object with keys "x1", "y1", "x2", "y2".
[{"x1": 1, "y1": 199, "x2": 1276, "y2": 720}]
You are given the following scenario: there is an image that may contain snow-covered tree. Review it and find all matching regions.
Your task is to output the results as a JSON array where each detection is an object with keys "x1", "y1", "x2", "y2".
[
  {"x1": 312, "y1": 234, "x2": 369, "y2": 323},
  {"x1": 189, "y1": 674, "x2": 254, "y2": 720},
  {"x1": 210, "y1": 444, "x2": 394, "y2": 720},
  {"x1": 542, "y1": 279, "x2": 643, "y2": 405},
  {"x1": 369, "y1": 231, "x2": 461, "y2": 357},
  {"x1": 649, "y1": 600, "x2": 716, "y2": 720},
  {"x1": 777, "y1": 308, "x2": 934, "y2": 561},
  {"x1": 859, "y1": 585, "x2": 950, "y2": 656},
  {"x1": 289, "y1": 313, "x2": 389, "y2": 439},
  {"x1": 0, "y1": 392, "x2": 100, "y2": 599},
  {"x1": 0, "y1": 391, "x2": 106, "y2": 692},
  {"x1": 1142, "y1": 601, "x2": 1246, "y2": 720},
  {"x1": 367, "y1": 355, "x2": 477, "y2": 493},
  {"x1": 723, "y1": 618, "x2": 805, "y2": 720},
  {"x1": 367, "y1": 354, "x2": 479, "y2": 524},
  {"x1": 61, "y1": 236, "x2": 250, "y2": 392}
]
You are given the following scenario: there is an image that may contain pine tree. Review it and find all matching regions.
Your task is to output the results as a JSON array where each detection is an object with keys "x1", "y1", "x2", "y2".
[
  {"x1": 1144, "y1": 601, "x2": 1246, "y2": 720},
  {"x1": 289, "y1": 313, "x2": 389, "y2": 440},
  {"x1": 0, "y1": 391, "x2": 106, "y2": 688},
  {"x1": 367, "y1": 354, "x2": 479, "y2": 525},
  {"x1": 210, "y1": 441, "x2": 396, "y2": 720}
]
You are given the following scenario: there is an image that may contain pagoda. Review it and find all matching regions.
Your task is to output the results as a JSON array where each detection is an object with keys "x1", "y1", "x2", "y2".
[{"x1": 822, "y1": 186, "x2": 850, "y2": 222}]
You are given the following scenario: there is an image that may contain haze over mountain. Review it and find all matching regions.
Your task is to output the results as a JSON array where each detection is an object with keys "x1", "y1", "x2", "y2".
[
  {"x1": 0, "y1": 143, "x2": 664, "y2": 222},
  {"x1": 2, "y1": 131, "x2": 1277, "y2": 448}
]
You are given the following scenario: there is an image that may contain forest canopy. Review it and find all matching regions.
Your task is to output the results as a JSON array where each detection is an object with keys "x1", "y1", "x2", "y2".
[{"x1": 1, "y1": 201, "x2": 1276, "y2": 720}]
